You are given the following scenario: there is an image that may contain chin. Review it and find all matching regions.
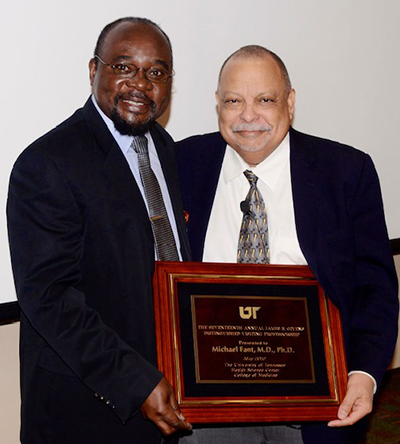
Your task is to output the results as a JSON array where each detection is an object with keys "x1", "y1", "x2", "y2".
[
  {"x1": 111, "y1": 110, "x2": 153, "y2": 136},
  {"x1": 236, "y1": 143, "x2": 268, "y2": 153},
  {"x1": 233, "y1": 135, "x2": 269, "y2": 152}
]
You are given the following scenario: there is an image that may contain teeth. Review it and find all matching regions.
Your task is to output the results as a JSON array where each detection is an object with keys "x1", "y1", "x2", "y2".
[{"x1": 123, "y1": 99, "x2": 146, "y2": 106}]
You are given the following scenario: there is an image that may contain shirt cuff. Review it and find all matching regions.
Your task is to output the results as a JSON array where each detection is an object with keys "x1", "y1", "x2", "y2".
[{"x1": 348, "y1": 370, "x2": 377, "y2": 394}]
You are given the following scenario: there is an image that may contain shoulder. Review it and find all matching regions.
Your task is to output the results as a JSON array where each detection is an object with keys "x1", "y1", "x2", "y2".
[
  {"x1": 10, "y1": 111, "x2": 87, "y2": 182},
  {"x1": 13, "y1": 98, "x2": 107, "y2": 171},
  {"x1": 290, "y1": 127, "x2": 374, "y2": 178},
  {"x1": 290, "y1": 129, "x2": 382, "y2": 212},
  {"x1": 290, "y1": 127, "x2": 368, "y2": 162},
  {"x1": 176, "y1": 132, "x2": 226, "y2": 163},
  {"x1": 152, "y1": 121, "x2": 174, "y2": 145},
  {"x1": 19, "y1": 108, "x2": 88, "y2": 161},
  {"x1": 177, "y1": 131, "x2": 225, "y2": 150}
]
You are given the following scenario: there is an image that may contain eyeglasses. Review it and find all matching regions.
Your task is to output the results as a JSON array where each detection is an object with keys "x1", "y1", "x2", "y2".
[{"x1": 94, "y1": 55, "x2": 174, "y2": 84}]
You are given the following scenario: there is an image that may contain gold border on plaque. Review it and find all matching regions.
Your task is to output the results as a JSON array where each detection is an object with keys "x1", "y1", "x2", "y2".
[{"x1": 153, "y1": 262, "x2": 347, "y2": 422}]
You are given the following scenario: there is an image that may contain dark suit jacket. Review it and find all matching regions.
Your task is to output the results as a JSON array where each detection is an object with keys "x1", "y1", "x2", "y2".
[
  {"x1": 177, "y1": 128, "x2": 398, "y2": 443},
  {"x1": 7, "y1": 97, "x2": 191, "y2": 444}
]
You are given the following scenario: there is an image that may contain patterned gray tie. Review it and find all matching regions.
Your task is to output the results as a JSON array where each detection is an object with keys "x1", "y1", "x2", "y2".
[
  {"x1": 237, "y1": 170, "x2": 269, "y2": 264},
  {"x1": 131, "y1": 136, "x2": 179, "y2": 261}
]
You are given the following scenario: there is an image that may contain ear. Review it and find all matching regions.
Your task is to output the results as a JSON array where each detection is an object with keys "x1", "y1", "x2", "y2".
[
  {"x1": 89, "y1": 58, "x2": 97, "y2": 87},
  {"x1": 287, "y1": 89, "x2": 296, "y2": 121},
  {"x1": 215, "y1": 90, "x2": 220, "y2": 114}
]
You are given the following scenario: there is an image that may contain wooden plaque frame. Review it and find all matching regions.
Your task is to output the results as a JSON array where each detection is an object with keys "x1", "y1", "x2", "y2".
[{"x1": 153, "y1": 262, "x2": 347, "y2": 423}]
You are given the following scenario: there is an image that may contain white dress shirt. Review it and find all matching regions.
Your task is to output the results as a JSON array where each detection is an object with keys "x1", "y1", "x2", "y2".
[
  {"x1": 92, "y1": 96, "x2": 182, "y2": 260},
  {"x1": 203, "y1": 134, "x2": 306, "y2": 265}
]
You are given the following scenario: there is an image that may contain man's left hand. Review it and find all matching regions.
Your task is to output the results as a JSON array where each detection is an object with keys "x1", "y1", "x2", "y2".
[{"x1": 328, "y1": 373, "x2": 374, "y2": 427}]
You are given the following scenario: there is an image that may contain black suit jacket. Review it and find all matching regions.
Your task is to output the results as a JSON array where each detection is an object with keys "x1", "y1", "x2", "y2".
[
  {"x1": 7, "y1": 97, "x2": 191, "y2": 444},
  {"x1": 177, "y1": 129, "x2": 398, "y2": 443}
]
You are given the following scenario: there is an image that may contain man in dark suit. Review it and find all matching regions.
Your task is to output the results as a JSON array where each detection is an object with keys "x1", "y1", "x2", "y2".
[
  {"x1": 7, "y1": 17, "x2": 192, "y2": 444},
  {"x1": 177, "y1": 45, "x2": 398, "y2": 443}
]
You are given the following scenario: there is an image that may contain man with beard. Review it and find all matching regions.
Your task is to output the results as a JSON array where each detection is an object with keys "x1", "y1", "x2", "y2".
[
  {"x1": 177, "y1": 45, "x2": 398, "y2": 443},
  {"x1": 7, "y1": 17, "x2": 192, "y2": 444}
]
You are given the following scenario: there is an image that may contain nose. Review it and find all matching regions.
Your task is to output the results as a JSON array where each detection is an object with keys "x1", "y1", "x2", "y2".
[
  {"x1": 125, "y1": 68, "x2": 153, "y2": 91},
  {"x1": 239, "y1": 103, "x2": 259, "y2": 122}
]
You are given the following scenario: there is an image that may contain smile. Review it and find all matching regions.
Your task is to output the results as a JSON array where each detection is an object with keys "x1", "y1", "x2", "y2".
[
  {"x1": 234, "y1": 130, "x2": 268, "y2": 138},
  {"x1": 122, "y1": 99, "x2": 148, "y2": 106},
  {"x1": 232, "y1": 124, "x2": 271, "y2": 138}
]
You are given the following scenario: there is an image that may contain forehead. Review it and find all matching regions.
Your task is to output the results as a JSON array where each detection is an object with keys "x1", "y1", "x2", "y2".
[
  {"x1": 219, "y1": 56, "x2": 285, "y2": 93},
  {"x1": 101, "y1": 22, "x2": 172, "y2": 66}
]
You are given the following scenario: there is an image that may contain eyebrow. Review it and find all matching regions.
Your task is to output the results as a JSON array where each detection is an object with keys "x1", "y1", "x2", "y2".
[
  {"x1": 221, "y1": 89, "x2": 278, "y2": 96},
  {"x1": 113, "y1": 55, "x2": 171, "y2": 71}
]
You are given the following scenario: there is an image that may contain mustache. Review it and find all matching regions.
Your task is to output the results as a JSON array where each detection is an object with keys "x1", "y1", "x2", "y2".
[
  {"x1": 232, "y1": 123, "x2": 271, "y2": 132},
  {"x1": 114, "y1": 92, "x2": 154, "y2": 107}
]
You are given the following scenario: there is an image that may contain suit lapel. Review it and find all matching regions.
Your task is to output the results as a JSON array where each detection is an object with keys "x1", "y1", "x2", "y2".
[
  {"x1": 82, "y1": 98, "x2": 153, "y2": 239},
  {"x1": 189, "y1": 133, "x2": 226, "y2": 261},
  {"x1": 289, "y1": 128, "x2": 321, "y2": 275}
]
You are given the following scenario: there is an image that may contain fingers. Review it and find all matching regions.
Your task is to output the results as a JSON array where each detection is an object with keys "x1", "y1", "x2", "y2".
[
  {"x1": 328, "y1": 373, "x2": 374, "y2": 428},
  {"x1": 170, "y1": 402, "x2": 188, "y2": 422},
  {"x1": 154, "y1": 398, "x2": 191, "y2": 436},
  {"x1": 328, "y1": 396, "x2": 369, "y2": 428},
  {"x1": 140, "y1": 377, "x2": 192, "y2": 436}
]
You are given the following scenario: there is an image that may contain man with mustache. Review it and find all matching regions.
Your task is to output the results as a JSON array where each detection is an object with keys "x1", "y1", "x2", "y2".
[
  {"x1": 7, "y1": 17, "x2": 192, "y2": 444},
  {"x1": 177, "y1": 45, "x2": 398, "y2": 443}
]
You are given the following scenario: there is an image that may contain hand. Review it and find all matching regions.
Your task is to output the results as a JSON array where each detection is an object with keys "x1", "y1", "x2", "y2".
[
  {"x1": 140, "y1": 377, "x2": 192, "y2": 436},
  {"x1": 328, "y1": 373, "x2": 374, "y2": 427}
]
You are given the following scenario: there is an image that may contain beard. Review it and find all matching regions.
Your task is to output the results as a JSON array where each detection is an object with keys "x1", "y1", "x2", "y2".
[
  {"x1": 231, "y1": 123, "x2": 272, "y2": 152},
  {"x1": 111, "y1": 93, "x2": 157, "y2": 136}
]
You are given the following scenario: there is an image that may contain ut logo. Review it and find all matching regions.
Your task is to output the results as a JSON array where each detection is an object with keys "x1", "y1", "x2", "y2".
[{"x1": 239, "y1": 306, "x2": 261, "y2": 319}]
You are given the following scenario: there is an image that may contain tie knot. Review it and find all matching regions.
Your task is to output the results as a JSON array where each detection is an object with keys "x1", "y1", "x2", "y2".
[
  {"x1": 244, "y1": 169, "x2": 258, "y2": 186},
  {"x1": 131, "y1": 136, "x2": 148, "y2": 155}
]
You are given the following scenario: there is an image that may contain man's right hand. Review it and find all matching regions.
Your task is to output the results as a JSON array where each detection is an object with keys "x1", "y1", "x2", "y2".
[{"x1": 140, "y1": 377, "x2": 192, "y2": 436}]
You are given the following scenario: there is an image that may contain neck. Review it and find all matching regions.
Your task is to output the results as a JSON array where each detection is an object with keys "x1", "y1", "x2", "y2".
[{"x1": 240, "y1": 148, "x2": 276, "y2": 167}]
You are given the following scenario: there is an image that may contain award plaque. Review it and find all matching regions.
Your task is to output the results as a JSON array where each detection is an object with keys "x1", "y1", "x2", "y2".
[{"x1": 153, "y1": 262, "x2": 347, "y2": 423}]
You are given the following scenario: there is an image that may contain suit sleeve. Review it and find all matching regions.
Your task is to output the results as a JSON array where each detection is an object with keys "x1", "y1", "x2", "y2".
[
  {"x1": 346, "y1": 154, "x2": 398, "y2": 385},
  {"x1": 7, "y1": 147, "x2": 163, "y2": 423}
]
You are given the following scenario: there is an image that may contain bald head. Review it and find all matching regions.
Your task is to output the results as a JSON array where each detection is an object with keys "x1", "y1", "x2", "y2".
[
  {"x1": 218, "y1": 45, "x2": 291, "y2": 94},
  {"x1": 94, "y1": 17, "x2": 173, "y2": 67}
]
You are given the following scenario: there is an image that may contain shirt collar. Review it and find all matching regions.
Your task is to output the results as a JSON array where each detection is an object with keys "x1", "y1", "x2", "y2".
[
  {"x1": 223, "y1": 133, "x2": 290, "y2": 191},
  {"x1": 91, "y1": 95, "x2": 149, "y2": 154}
]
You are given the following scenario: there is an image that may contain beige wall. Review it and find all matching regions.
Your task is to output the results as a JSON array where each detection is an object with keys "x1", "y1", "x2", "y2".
[{"x1": 0, "y1": 322, "x2": 20, "y2": 444}]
